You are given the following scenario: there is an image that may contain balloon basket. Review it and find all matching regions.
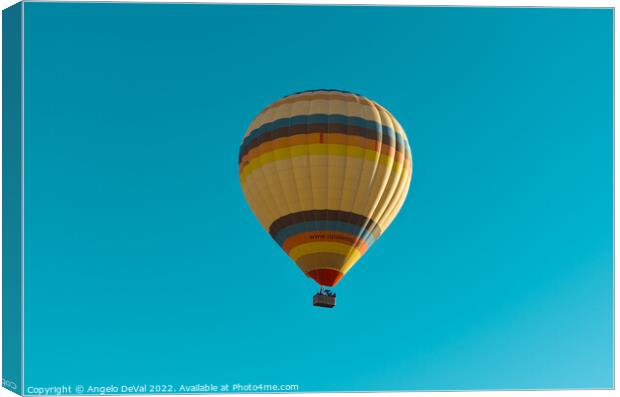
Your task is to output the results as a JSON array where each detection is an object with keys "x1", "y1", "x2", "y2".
[{"x1": 313, "y1": 293, "x2": 336, "y2": 308}]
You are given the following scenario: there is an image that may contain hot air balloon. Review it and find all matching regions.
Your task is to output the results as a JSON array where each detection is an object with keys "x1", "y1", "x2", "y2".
[{"x1": 238, "y1": 89, "x2": 413, "y2": 308}]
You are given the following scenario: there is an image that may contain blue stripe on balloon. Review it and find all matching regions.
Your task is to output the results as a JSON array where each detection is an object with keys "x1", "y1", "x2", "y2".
[{"x1": 240, "y1": 114, "x2": 404, "y2": 154}]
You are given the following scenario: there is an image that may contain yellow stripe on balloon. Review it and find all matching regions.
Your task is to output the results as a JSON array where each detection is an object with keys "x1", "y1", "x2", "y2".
[
  {"x1": 288, "y1": 241, "x2": 363, "y2": 262},
  {"x1": 240, "y1": 144, "x2": 408, "y2": 184}
]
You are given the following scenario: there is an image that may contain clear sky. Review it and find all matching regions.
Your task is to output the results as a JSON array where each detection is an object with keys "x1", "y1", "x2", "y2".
[{"x1": 24, "y1": 3, "x2": 612, "y2": 392}]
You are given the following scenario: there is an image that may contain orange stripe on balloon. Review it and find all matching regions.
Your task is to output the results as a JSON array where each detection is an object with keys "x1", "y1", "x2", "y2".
[
  {"x1": 257, "y1": 92, "x2": 376, "y2": 118},
  {"x1": 281, "y1": 231, "x2": 369, "y2": 255}
]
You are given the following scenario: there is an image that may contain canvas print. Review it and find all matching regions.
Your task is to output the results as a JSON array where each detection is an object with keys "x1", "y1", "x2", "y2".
[{"x1": 1, "y1": 2, "x2": 613, "y2": 395}]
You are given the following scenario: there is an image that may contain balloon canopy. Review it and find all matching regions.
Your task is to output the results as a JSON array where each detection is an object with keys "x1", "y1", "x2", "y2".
[{"x1": 239, "y1": 89, "x2": 413, "y2": 287}]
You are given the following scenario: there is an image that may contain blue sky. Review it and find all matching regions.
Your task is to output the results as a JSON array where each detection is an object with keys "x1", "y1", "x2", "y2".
[{"x1": 23, "y1": 3, "x2": 612, "y2": 391}]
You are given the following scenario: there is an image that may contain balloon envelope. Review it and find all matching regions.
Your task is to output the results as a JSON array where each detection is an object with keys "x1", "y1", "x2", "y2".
[{"x1": 239, "y1": 89, "x2": 413, "y2": 287}]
